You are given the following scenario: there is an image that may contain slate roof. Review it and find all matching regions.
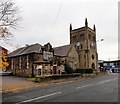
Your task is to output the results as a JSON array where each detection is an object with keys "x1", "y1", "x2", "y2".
[
  {"x1": 53, "y1": 44, "x2": 72, "y2": 57},
  {"x1": 8, "y1": 43, "x2": 43, "y2": 57}
]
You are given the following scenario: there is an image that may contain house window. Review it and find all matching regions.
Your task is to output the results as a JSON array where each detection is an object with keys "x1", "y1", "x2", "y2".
[
  {"x1": 19, "y1": 57, "x2": 21, "y2": 69},
  {"x1": 103, "y1": 63, "x2": 107, "y2": 66},
  {"x1": 117, "y1": 62, "x2": 120, "y2": 66},
  {"x1": 110, "y1": 63, "x2": 113, "y2": 66},
  {"x1": 27, "y1": 55, "x2": 29, "y2": 69},
  {"x1": 114, "y1": 63, "x2": 116, "y2": 66},
  {"x1": 11, "y1": 58, "x2": 13, "y2": 70},
  {"x1": 107, "y1": 63, "x2": 110, "y2": 66}
]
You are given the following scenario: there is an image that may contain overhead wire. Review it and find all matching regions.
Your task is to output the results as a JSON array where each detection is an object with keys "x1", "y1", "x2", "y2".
[{"x1": 50, "y1": 0, "x2": 63, "y2": 34}]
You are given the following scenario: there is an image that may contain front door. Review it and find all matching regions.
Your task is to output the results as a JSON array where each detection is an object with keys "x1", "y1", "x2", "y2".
[{"x1": 53, "y1": 66, "x2": 57, "y2": 74}]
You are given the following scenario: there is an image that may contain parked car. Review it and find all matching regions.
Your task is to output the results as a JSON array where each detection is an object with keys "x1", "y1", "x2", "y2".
[{"x1": 0, "y1": 70, "x2": 13, "y2": 76}]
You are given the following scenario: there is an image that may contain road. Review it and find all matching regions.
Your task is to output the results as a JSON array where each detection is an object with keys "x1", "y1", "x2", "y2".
[{"x1": 2, "y1": 73, "x2": 119, "y2": 103}]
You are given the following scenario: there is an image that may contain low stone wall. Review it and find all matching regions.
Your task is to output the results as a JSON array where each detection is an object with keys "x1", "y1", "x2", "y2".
[
  {"x1": 34, "y1": 73, "x2": 98, "y2": 82},
  {"x1": 81, "y1": 73, "x2": 97, "y2": 78}
]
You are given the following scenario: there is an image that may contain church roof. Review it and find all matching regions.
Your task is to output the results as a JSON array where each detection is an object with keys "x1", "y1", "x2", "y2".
[
  {"x1": 53, "y1": 44, "x2": 72, "y2": 57},
  {"x1": 8, "y1": 43, "x2": 43, "y2": 57}
]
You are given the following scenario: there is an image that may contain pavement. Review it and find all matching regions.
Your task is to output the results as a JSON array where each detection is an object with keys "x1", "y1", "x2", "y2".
[{"x1": 1, "y1": 76, "x2": 47, "y2": 92}]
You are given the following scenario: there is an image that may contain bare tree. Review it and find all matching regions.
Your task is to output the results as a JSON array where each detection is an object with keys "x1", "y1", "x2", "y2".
[{"x1": 0, "y1": 0, "x2": 21, "y2": 40}]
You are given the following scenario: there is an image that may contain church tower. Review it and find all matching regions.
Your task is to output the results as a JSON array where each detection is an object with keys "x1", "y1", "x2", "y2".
[{"x1": 70, "y1": 18, "x2": 98, "y2": 70}]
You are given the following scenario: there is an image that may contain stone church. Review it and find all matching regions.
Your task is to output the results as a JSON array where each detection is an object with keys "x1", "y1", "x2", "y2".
[
  {"x1": 70, "y1": 18, "x2": 98, "y2": 70},
  {"x1": 7, "y1": 18, "x2": 98, "y2": 77}
]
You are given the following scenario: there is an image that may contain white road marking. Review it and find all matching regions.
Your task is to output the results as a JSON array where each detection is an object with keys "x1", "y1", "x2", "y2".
[
  {"x1": 76, "y1": 78, "x2": 118, "y2": 89},
  {"x1": 111, "y1": 78, "x2": 118, "y2": 81},
  {"x1": 99, "y1": 80, "x2": 111, "y2": 83},
  {"x1": 16, "y1": 78, "x2": 118, "y2": 104},
  {"x1": 76, "y1": 84, "x2": 94, "y2": 89},
  {"x1": 96, "y1": 78, "x2": 118, "y2": 85},
  {"x1": 16, "y1": 92, "x2": 62, "y2": 104}
]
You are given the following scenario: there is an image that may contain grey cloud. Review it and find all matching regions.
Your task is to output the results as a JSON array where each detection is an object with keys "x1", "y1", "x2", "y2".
[{"x1": 4, "y1": 0, "x2": 118, "y2": 61}]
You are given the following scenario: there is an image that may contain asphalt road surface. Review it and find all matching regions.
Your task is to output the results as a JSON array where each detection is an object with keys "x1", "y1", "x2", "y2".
[{"x1": 2, "y1": 73, "x2": 119, "y2": 103}]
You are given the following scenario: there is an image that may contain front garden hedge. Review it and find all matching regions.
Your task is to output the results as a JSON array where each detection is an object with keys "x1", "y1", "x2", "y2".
[{"x1": 75, "y1": 68, "x2": 94, "y2": 74}]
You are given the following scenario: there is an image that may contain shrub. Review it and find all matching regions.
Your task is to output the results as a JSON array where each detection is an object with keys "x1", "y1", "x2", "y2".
[
  {"x1": 75, "y1": 68, "x2": 93, "y2": 74},
  {"x1": 64, "y1": 63, "x2": 74, "y2": 74}
]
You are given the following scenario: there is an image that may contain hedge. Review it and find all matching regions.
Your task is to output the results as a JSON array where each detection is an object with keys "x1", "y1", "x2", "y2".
[
  {"x1": 75, "y1": 68, "x2": 93, "y2": 74},
  {"x1": 64, "y1": 63, "x2": 74, "y2": 74}
]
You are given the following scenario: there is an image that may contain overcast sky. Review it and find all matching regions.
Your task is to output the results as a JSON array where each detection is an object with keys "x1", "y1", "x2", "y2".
[{"x1": 1, "y1": 0, "x2": 118, "y2": 61}]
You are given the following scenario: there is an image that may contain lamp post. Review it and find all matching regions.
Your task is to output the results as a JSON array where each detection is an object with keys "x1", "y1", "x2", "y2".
[
  {"x1": 96, "y1": 39, "x2": 104, "y2": 42},
  {"x1": 96, "y1": 38, "x2": 104, "y2": 72},
  {"x1": 96, "y1": 38, "x2": 104, "y2": 52}
]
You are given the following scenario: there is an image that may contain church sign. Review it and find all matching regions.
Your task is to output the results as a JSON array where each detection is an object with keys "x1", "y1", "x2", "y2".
[
  {"x1": 42, "y1": 43, "x2": 54, "y2": 61},
  {"x1": 43, "y1": 51, "x2": 53, "y2": 60}
]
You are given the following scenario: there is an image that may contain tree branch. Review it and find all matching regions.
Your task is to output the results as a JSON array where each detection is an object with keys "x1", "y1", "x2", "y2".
[{"x1": 0, "y1": 0, "x2": 22, "y2": 40}]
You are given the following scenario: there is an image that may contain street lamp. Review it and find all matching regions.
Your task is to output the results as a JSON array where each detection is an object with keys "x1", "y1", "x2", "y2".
[
  {"x1": 96, "y1": 39, "x2": 104, "y2": 42},
  {"x1": 96, "y1": 38, "x2": 104, "y2": 72},
  {"x1": 96, "y1": 38, "x2": 104, "y2": 52}
]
